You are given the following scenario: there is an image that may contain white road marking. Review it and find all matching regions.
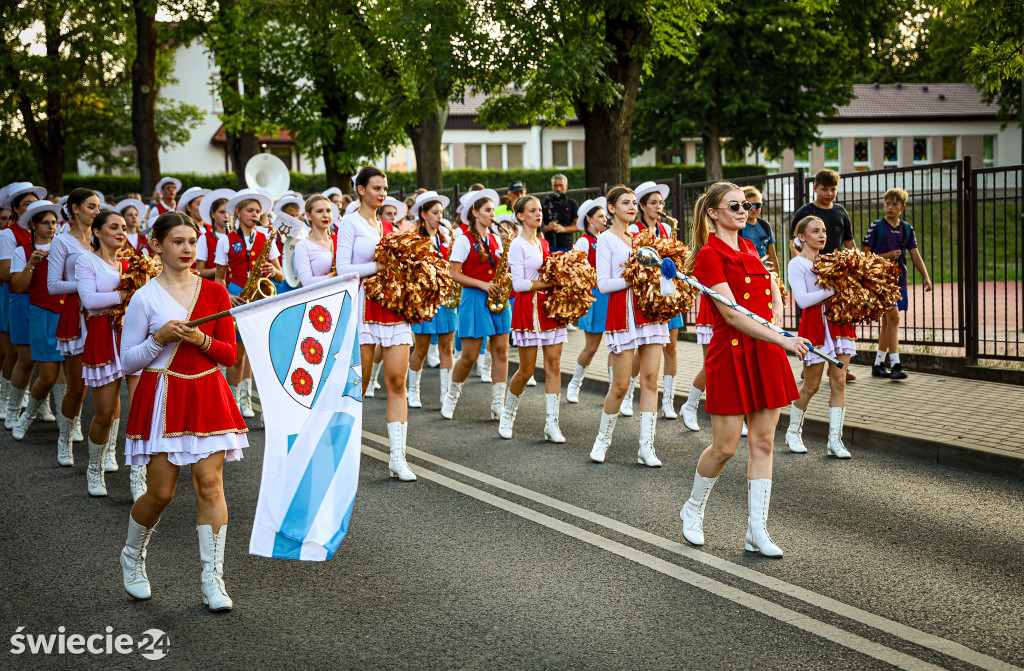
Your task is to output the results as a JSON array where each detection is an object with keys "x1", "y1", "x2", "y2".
[{"x1": 363, "y1": 431, "x2": 1021, "y2": 671}]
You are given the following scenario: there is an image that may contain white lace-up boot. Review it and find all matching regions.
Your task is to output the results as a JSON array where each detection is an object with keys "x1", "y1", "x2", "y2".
[
  {"x1": 741, "y1": 421, "x2": 748, "y2": 437},
  {"x1": 103, "y1": 418, "x2": 120, "y2": 472},
  {"x1": 498, "y1": 390, "x2": 521, "y2": 439},
  {"x1": 230, "y1": 384, "x2": 241, "y2": 412},
  {"x1": 526, "y1": 375, "x2": 537, "y2": 387},
  {"x1": 661, "y1": 375, "x2": 678, "y2": 419},
  {"x1": 121, "y1": 516, "x2": 156, "y2": 599},
  {"x1": 130, "y1": 465, "x2": 148, "y2": 501},
  {"x1": 366, "y1": 362, "x2": 382, "y2": 397},
  {"x1": 51, "y1": 383, "x2": 66, "y2": 419},
  {"x1": 589, "y1": 412, "x2": 618, "y2": 463},
  {"x1": 86, "y1": 440, "x2": 107, "y2": 496},
  {"x1": 681, "y1": 386, "x2": 702, "y2": 431},
  {"x1": 387, "y1": 422, "x2": 416, "y2": 481},
  {"x1": 238, "y1": 378, "x2": 255, "y2": 418},
  {"x1": 406, "y1": 369, "x2": 422, "y2": 408},
  {"x1": 439, "y1": 368, "x2": 452, "y2": 404},
  {"x1": 680, "y1": 470, "x2": 719, "y2": 545},
  {"x1": 72, "y1": 415, "x2": 84, "y2": 442},
  {"x1": 636, "y1": 412, "x2": 662, "y2": 467},
  {"x1": 440, "y1": 381, "x2": 462, "y2": 419},
  {"x1": 566, "y1": 363, "x2": 586, "y2": 403},
  {"x1": 619, "y1": 376, "x2": 637, "y2": 416},
  {"x1": 5, "y1": 385, "x2": 25, "y2": 430},
  {"x1": 0, "y1": 378, "x2": 8, "y2": 420},
  {"x1": 785, "y1": 403, "x2": 808, "y2": 453},
  {"x1": 56, "y1": 413, "x2": 75, "y2": 466},
  {"x1": 426, "y1": 343, "x2": 440, "y2": 368},
  {"x1": 745, "y1": 479, "x2": 783, "y2": 557},
  {"x1": 827, "y1": 407, "x2": 852, "y2": 458},
  {"x1": 38, "y1": 393, "x2": 55, "y2": 422},
  {"x1": 544, "y1": 393, "x2": 565, "y2": 443},
  {"x1": 11, "y1": 394, "x2": 41, "y2": 440},
  {"x1": 490, "y1": 382, "x2": 506, "y2": 420},
  {"x1": 197, "y1": 524, "x2": 233, "y2": 610}
]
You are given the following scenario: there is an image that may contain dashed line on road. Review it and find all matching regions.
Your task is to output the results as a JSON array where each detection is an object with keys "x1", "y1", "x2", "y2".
[{"x1": 362, "y1": 431, "x2": 1021, "y2": 671}]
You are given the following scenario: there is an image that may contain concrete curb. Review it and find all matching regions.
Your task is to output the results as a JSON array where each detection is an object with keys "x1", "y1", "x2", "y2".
[{"x1": 534, "y1": 367, "x2": 1024, "y2": 482}]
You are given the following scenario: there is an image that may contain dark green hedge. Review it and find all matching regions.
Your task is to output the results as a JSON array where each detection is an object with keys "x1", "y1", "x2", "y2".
[{"x1": 62, "y1": 163, "x2": 768, "y2": 199}]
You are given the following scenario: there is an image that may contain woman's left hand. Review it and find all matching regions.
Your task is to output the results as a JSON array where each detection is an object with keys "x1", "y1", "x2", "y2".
[{"x1": 172, "y1": 323, "x2": 206, "y2": 347}]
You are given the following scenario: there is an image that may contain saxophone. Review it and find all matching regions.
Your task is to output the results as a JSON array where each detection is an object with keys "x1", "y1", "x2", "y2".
[
  {"x1": 440, "y1": 224, "x2": 461, "y2": 309},
  {"x1": 239, "y1": 229, "x2": 279, "y2": 303},
  {"x1": 486, "y1": 223, "x2": 514, "y2": 313},
  {"x1": 665, "y1": 215, "x2": 680, "y2": 241}
]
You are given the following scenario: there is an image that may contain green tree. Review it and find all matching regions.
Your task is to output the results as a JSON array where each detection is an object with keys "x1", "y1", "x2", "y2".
[
  {"x1": 957, "y1": 0, "x2": 1023, "y2": 124},
  {"x1": 633, "y1": 0, "x2": 905, "y2": 180}
]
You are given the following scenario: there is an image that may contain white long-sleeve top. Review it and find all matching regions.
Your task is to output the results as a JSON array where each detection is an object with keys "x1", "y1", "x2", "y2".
[
  {"x1": 75, "y1": 253, "x2": 122, "y2": 316},
  {"x1": 596, "y1": 232, "x2": 630, "y2": 294},
  {"x1": 119, "y1": 280, "x2": 186, "y2": 376},
  {"x1": 0, "y1": 228, "x2": 19, "y2": 263},
  {"x1": 335, "y1": 212, "x2": 381, "y2": 278},
  {"x1": 46, "y1": 232, "x2": 91, "y2": 297},
  {"x1": 294, "y1": 237, "x2": 333, "y2": 286},
  {"x1": 509, "y1": 235, "x2": 544, "y2": 293},
  {"x1": 787, "y1": 255, "x2": 835, "y2": 310}
]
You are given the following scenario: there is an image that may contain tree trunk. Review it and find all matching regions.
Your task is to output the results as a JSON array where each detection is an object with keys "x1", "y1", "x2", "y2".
[
  {"x1": 131, "y1": 0, "x2": 160, "y2": 197},
  {"x1": 406, "y1": 101, "x2": 448, "y2": 190},
  {"x1": 221, "y1": 73, "x2": 259, "y2": 188},
  {"x1": 578, "y1": 4, "x2": 653, "y2": 188},
  {"x1": 315, "y1": 67, "x2": 352, "y2": 190},
  {"x1": 703, "y1": 127, "x2": 723, "y2": 181}
]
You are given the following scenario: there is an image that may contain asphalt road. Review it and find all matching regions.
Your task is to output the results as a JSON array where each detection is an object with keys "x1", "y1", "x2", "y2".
[{"x1": 2, "y1": 369, "x2": 1023, "y2": 671}]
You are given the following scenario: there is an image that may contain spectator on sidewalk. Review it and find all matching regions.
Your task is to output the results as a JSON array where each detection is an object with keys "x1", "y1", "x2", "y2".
[
  {"x1": 739, "y1": 186, "x2": 779, "y2": 271},
  {"x1": 495, "y1": 180, "x2": 526, "y2": 218},
  {"x1": 862, "y1": 188, "x2": 932, "y2": 380},
  {"x1": 541, "y1": 174, "x2": 578, "y2": 253}
]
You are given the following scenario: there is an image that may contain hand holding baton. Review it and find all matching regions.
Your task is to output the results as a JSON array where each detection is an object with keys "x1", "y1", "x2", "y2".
[{"x1": 635, "y1": 246, "x2": 844, "y2": 368}]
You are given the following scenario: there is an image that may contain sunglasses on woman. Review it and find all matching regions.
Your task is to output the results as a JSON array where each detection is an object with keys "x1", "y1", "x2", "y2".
[{"x1": 717, "y1": 201, "x2": 754, "y2": 212}]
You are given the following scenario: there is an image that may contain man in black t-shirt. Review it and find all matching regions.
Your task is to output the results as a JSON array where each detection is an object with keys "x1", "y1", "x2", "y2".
[
  {"x1": 789, "y1": 169, "x2": 855, "y2": 254},
  {"x1": 541, "y1": 173, "x2": 579, "y2": 252}
]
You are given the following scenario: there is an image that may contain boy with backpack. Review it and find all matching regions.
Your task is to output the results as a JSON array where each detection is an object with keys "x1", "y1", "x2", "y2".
[{"x1": 861, "y1": 188, "x2": 933, "y2": 380}]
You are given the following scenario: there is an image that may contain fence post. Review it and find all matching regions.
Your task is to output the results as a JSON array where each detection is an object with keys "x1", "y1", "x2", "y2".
[
  {"x1": 794, "y1": 167, "x2": 806, "y2": 214},
  {"x1": 962, "y1": 156, "x2": 979, "y2": 362},
  {"x1": 452, "y1": 184, "x2": 460, "y2": 217},
  {"x1": 673, "y1": 173, "x2": 683, "y2": 238}
]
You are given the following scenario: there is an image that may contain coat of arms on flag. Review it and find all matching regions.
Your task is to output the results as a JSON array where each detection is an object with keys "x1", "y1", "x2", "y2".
[{"x1": 235, "y1": 275, "x2": 364, "y2": 561}]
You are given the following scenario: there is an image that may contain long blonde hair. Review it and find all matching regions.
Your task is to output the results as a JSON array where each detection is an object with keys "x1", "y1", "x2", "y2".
[{"x1": 685, "y1": 181, "x2": 740, "y2": 274}]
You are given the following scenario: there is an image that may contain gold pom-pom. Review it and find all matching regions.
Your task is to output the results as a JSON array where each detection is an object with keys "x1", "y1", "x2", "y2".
[
  {"x1": 540, "y1": 249, "x2": 597, "y2": 323},
  {"x1": 364, "y1": 231, "x2": 456, "y2": 326},
  {"x1": 814, "y1": 249, "x2": 901, "y2": 325},
  {"x1": 623, "y1": 229, "x2": 698, "y2": 322},
  {"x1": 110, "y1": 252, "x2": 159, "y2": 332},
  {"x1": 771, "y1": 271, "x2": 788, "y2": 303}
]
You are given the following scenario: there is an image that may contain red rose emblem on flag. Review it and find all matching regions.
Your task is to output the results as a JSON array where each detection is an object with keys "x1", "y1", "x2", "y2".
[
  {"x1": 308, "y1": 305, "x2": 332, "y2": 332},
  {"x1": 300, "y1": 337, "x2": 324, "y2": 365},
  {"x1": 290, "y1": 368, "x2": 314, "y2": 396}
]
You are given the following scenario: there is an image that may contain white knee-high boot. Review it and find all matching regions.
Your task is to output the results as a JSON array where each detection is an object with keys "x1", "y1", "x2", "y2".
[
  {"x1": 681, "y1": 385, "x2": 702, "y2": 431},
  {"x1": 827, "y1": 406, "x2": 851, "y2": 458},
  {"x1": 566, "y1": 363, "x2": 587, "y2": 403},
  {"x1": 406, "y1": 369, "x2": 422, "y2": 408},
  {"x1": 121, "y1": 516, "x2": 156, "y2": 599},
  {"x1": 498, "y1": 390, "x2": 521, "y2": 439},
  {"x1": 637, "y1": 411, "x2": 662, "y2": 467},
  {"x1": 56, "y1": 412, "x2": 75, "y2": 466},
  {"x1": 104, "y1": 418, "x2": 120, "y2": 472},
  {"x1": 0, "y1": 377, "x2": 9, "y2": 420},
  {"x1": 130, "y1": 464, "x2": 148, "y2": 502},
  {"x1": 4, "y1": 385, "x2": 25, "y2": 430},
  {"x1": 11, "y1": 394, "x2": 41, "y2": 441},
  {"x1": 72, "y1": 415, "x2": 85, "y2": 442},
  {"x1": 197, "y1": 524, "x2": 233, "y2": 610},
  {"x1": 544, "y1": 393, "x2": 565, "y2": 443},
  {"x1": 426, "y1": 343, "x2": 440, "y2": 368},
  {"x1": 661, "y1": 375, "x2": 678, "y2": 419},
  {"x1": 387, "y1": 421, "x2": 416, "y2": 481},
  {"x1": 490, "y1": 382, "x2": 506, "y2": 420},
  {"x1": 441, "y1": 381, "x2": 462, "y2": 419},
  {"x1": 619, "y1": 376, "x2": 637, "y2": 416},
  {"x1": 785, "y1": 403, "x2": 808, "y2": 453},
  {"x1": 680, "y1": 469, "x2": 719, "y2": 546},
  {"x1": 239, "y1": 378, "x2": 255, "y2": 418},
  {"x1": 745, "y1": 479, "x2": 783, "y2": 557},
  {"x1": 439, "y1": 368, "x2": 452, "y2": 404},
  {"x1": 86, "y1": 440, "x2": 107, "y2": 497},
  {"x1": 590, "y1": 412, "x2": 618, "y2": 463},
  {"x1": 366, "y1": 361, "x2": 382, "y2": 397}
]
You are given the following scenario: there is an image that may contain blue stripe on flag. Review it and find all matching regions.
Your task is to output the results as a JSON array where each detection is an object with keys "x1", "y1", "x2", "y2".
[
  {"x1": 269, "y1": 303, "x2": 306, "y2": 385},
  {"x1": 343, "y1": 317, "x2": 363, "y2": 401},
  {"x1": 322, "y1": 498, "x2": 356, "y2": 560},
  {"x1": 311, "y1": 293, "x2": 353, "y2": 408},
  {"x1": 275, "y1": 411, "x2": 357, "y2": 547},
  {"x1": 286, "y1": 432, "x2": 297, "y2": 454},
  {"x1": 271, "y1": 531, "x2": 303, "y2": 559}
]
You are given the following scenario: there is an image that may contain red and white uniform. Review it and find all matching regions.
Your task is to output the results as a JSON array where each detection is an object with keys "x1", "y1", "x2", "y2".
[
  {"x1": 597, "y1": 232, "x2": 668, "y2": 354},
  {"x1": 214, "y1": 227, "x2": 281, "y2": 291},
  {"x1": 627, "y1": 221, "x2": 672, "y2": 239},
  {"x1": 294, "y1": 236, "x2": 336, "y2": 286},
  {"x1": 46, "y1": 233, "x2": 91, "y2": 355},
  {"x1": 509, "y1": 236, "x2": 566, "y2": 347},
  {"x1": 124, "y1": 232, "x2": 150, "y2": 256},
  {"x1": 14, "y1": 244, "x2": 59, "y2": 311},
  {"x1": 120, "y1": 279, "x2": 247, "y2": 466},
  {"x1": 695, "y1": 296, "x2": 714, "y2": 345},
  {"x1": 196, "y1": 230, "x2": 225, "y2": 268},
  {"x1": 788, "y1": 255, "x2": 856, "y2": 365},
  {"x1": 572, "y1": 232, "x2": 599, "y2": 267},
  {"x1": 692, "y1": 234, "x2": 798, "y2": 415},
  {"x1": 154, "y1": 201, "x2": 175, "y2": 215},
  {"x1": 335, "y1": 212, "x2": 411, "y2": 347},
  {"x1": 76, "y1": 253, "x2": 126, "y2": 386}
]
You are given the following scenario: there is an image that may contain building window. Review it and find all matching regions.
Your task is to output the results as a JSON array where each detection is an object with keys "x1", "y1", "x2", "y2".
[
  {"x1": 942, "y1": 136, "x2": 958, "y2": 162},
  {"x1": 484, "y1": 144, "x2": 502, "y2": 169},
  {"x1": 552, "y1": 141, "x2": 570, "y2": 167},
  {"x1": 913, "y1": 137, "x2": 929, "y2": 163},
  {"x1": 465, "y1": 144, "x2": 482, "y2": 169},
  {"x1": 983, "y1": 135, "x2": 995, "y2": 167},
  {"x1": 822, "y1": 139, "x2": 840, "y2": 169},
  {"x1": 507, "y1": 144, "x2": 524, "y2": 169},
  {"x1": 883, "y1": 137, "x2": 899, "y2": 166},
  {"x1": 853, "y1": 138, "x2": 870, "y2": 170},
  {"x1": 440, "y1": 144, "x2": 451, "y2": 171},
  {"x1": 695, "y1": 144, "x2": 705, "y2": 164}
]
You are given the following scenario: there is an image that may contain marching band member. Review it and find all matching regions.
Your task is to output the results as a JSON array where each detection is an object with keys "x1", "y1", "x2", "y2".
[
  {"x1": 8, "y1": 201, "x2": 61, "y2": 448},
  {"x1": 323, "y1": 187, "x2": 345, "y2": 214},
  {"x1": 294, "y1": 194, "x2": 335, "y2": 286},
  {"x1": 0, "y1": 183, "x2": 47, "y2": 423},
  {"x1": 406, "y1": 191, "x2": 455, "y2": 408},
  {"x1": 116, "y1": 199, "x2": 150, "y2": 255},
  {"x1": 784, "y1": 216, "x2": 855, "y2": 458},
  {"x1": 336, "y1": 166, "x2": 417, "y2": 481},
  {"x1": 48, "y1": 188, "x2": 99, "y2": 461},
  {"x1": 441, "y1": 189, "x2": 511, "y2": 422},
  {"x1": 379, "y1": 196, "x2": 411, "y2": 233},
  {"x1": 679, "y1": 182, "x2": 807, "y2": 557},
  {"x1": 153, "y1": 177, "x2": 181, "y2": 215},
  {"x1": 177, "y1": 187, "x2": 210, "y2": 235},
  {"x1": 271, "y1": 195, "x2": 304, "y2": 294},
  {"x1": 214, "y1": 188, "x2": 282, "y2": 418},
  {"x1": 623, "y1": 181, "x2": 682, "y2": 420},
  {"x1": 498, "y1": 195, "x2": 567, "y2": 442},
  {"x1": 589, "y1": 185, "x2": 668, "y2": 467},
  {"x1": 118, "y1": 211, "x2": 247, "y2": 611},
  {"x1": 195, "y1": 188, "x2": 235, "y2": 279},
  {"x1": 565, "y1": 197, "x2": 609, "y2": 403}
]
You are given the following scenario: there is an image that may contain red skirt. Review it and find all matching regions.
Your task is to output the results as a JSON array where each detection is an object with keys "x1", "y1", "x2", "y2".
[
  {"x1": 798, "y1": 305, "x2": 857, "y2": 348},
  {"x1": 604, "y1": 289, "x2": 660, "y2": 333},
  {"x1": 362, "y1": 291, "x2": 405, "y2": 327},
  {"x1": 512, "y1": 291, "x2": 562, "y2": 332},
  {"x1": 126, "y1": 367, "x2": 246, "y2": 440},
  {"x1": 704, "y1": 324, "x2": 799, "y2": 415},
  {"x1": 695, "y1": 294, "x2": 713, "y2": 328},
  {"x1": 83, "y1": 313, "x2": 119, "y2": 368},
  {"x1": 55, "y1": 293, "x2": 82, "y2": 341}
]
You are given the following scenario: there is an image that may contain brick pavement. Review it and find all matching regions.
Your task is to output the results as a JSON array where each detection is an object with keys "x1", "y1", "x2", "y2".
[{"x1": 516, "y1": 329, "x2": 1024, "y2": 480}]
